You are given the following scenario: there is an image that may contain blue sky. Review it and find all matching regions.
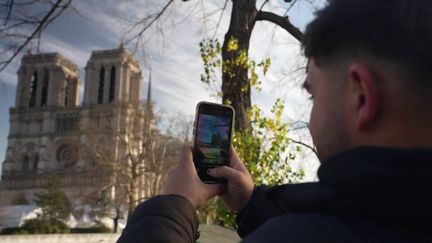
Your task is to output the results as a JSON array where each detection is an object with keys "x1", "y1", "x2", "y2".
[{"x1": 0, "y1": 0, "x2": 326, "y2": 179}]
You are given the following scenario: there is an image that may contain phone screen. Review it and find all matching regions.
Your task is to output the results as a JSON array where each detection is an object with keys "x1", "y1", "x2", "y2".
[
  {"x1": 196, "y1": 113, "x2": 231, "y2": 165},
  {"x1": 193, "y1": 102, "x2": 234, "y2": 183}
]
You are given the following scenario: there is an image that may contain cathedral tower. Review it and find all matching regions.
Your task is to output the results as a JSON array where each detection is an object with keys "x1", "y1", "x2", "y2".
[
  {"x1": 15, "y1": 53, "x2": 80, "y2": 109},
  {"x1": 83, "y1": 44, "x2": 142, "y2": 106}
]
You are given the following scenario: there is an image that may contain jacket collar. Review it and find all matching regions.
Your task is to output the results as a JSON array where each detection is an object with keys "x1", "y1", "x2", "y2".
[{"x1": 268, "y1": 146, "x2": 432, "y2": 228}]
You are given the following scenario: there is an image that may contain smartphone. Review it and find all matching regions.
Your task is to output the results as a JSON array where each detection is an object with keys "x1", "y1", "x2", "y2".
[{"x1": 193, "y1": 101, "x2": 235, "y2": 184}]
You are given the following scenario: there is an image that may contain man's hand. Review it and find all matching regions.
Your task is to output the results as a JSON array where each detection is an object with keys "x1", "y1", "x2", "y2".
[
  {"x1": 164, "y1": 147, "x2": 222, "y2": 208},
  {"x1": 208, "y1": 147, "x2": 254, "y2": 211}
]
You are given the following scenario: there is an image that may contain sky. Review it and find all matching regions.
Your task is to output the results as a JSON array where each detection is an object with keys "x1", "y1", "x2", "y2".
[{"x1": 0, "y1": 0, "x2": 326, "y2": 180}]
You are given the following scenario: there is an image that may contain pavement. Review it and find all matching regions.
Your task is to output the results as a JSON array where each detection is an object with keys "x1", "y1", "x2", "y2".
[{"x1": 197, "y1": 224, "x2": 240, "y2": 243}]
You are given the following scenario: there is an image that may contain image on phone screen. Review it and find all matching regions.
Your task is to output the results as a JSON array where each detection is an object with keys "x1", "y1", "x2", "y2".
[{"x1": 195, "y1": 114, "x2": 231, "y2": 166}]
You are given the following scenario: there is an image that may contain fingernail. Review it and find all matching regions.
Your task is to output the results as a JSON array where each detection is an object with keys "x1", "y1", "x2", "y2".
[{"x1": 208, "y1": 169, "x2": 215, "y2": 176}]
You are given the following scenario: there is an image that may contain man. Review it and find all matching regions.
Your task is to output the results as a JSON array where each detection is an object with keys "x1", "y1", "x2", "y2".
[{"x1": 117, "y1": 0, "x2": 432, "y2": 242}]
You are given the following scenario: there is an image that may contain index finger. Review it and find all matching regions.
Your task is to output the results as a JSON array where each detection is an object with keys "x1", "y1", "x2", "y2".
[
  {"x1": 230, "y1": 146, "x2": 248, "y2": 172},
  {"x1": 179, "y1": 147, "x2": 195, "y2": 172}
]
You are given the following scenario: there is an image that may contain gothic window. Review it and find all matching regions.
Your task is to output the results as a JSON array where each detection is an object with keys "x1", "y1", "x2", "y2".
[
  {"x1": 55, "y1": 114, "x2": 78, "y2": 133},
  {"x1": 56, "y1": 144, "x2": 77, "y2": 168},
  {"x1": 22, "y1": 155, "x2": 29, "y2": 171},
  {"x1": 29, "y1": 71, "x2": 38, "y2": 107},
  {"x1": 109, "y1": 66, "x2": 116, "y2": 103},
  {"x1": 33, "y1": 154, "x2": 39, "y2": 170},
  {"x1": 98, "y1": 67, "x2": 105, "y2": 104},
  {"x1": 41, "y1": 68, "x2": 49, "y2": 107},
  {"x1": 64, "y1": 78, "x2": 70, "y2": 106}
]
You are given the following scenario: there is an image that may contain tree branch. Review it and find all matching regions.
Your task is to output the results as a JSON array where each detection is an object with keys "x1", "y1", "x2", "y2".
[
  {"x1": 125, "y1": 0, "x2": 174, "y2": 47},
  {"x1": 0, "y1": 0, "x2": 71, "y2": 72},
  {"x1": 258, "y1": 0, "x2": 269, "y2": 12},
  {"x1": 289, "y1": 138, "x2": 317, "y2": 156},
  {"x1": 256, "y1": 10, "x2": 303, "y2": 41},
  {"x1": 211, "y1": 0, "x2": 228, "y2": 38},
  {"x1": 3, "y1": 0, "x2": 14, "y2": 25}
]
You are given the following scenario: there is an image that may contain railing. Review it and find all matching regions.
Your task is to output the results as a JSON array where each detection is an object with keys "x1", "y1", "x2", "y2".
[
  {"x1": 55, "y1": 111, "x2": 80, "y2": 133},
  {"x1": 1, "y1": 170, "x2": 112, "y2": 189}
]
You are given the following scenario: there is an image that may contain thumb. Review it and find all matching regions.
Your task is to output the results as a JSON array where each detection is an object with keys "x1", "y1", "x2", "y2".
[{"x1": 208, "y1": 166, "x2": 239, "y2": 181}]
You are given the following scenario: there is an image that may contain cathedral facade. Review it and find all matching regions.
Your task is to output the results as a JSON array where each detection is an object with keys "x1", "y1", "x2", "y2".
[{"x1": 0, "y1": 46, "x2": 148, "y2": 209}]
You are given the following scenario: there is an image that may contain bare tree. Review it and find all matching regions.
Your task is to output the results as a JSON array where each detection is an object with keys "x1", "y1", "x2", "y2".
[
  {"x1": 146, "y1": 111, "x2": 194, "y2": 195},
  {"x1": 89, "y1": 186, "x2": 127, "y2": 233},
  {"x1": 160, "y1": 110, "x2": 193, "y2": 145},
  {"x1": 142, "y1": 132, "x2": 182, "y2": 198},
  {"x1": 80, "y1": 102, "x2": 185, "y2": 217},
  {"x1": 0, "y1": 0, "x2": 72, "y2": 72}
]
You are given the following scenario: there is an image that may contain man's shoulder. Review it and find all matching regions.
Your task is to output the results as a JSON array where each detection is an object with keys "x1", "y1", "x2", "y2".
[{"x1": 241, "y1": 213, "x2": 430, "y2": 243}]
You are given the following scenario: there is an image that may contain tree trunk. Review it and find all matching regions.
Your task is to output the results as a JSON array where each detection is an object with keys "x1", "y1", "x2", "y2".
[
  {"x1": 113, "y1": 215, "x2": 119, "y2": 233},
  {"x1": 156, "y1": 174, "x2": 163, "y2": 195},
  {"x1": 222, "y1": 0, "x2": 257, "y2": 132},
  {"x1": 127, "y1": 183, "x2": 137, "y2": 217}
]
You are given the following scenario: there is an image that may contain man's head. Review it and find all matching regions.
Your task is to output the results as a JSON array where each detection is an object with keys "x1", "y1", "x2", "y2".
[{"x1": 302, "y1": 0, "x2": 432, "y2": 161}]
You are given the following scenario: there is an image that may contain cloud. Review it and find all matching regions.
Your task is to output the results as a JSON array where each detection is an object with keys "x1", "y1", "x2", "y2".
[
  {"x1": 0, "y1": 60, "x2": 20, "y2": 86},
  {"x1": 0, "y1": 1, "x2": 321, "y2": 178},
  {"x1": 40, "y1": 35, "x2": 90, "y2": 68}
]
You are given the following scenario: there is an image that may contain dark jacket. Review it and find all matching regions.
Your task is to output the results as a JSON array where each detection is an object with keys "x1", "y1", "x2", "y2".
[
  {"x1": 117, "y1": 147, "x2": 432, "y2": 243},
  {"x1": 116, "y1": 194, "x2": 199, "y2": 243}
]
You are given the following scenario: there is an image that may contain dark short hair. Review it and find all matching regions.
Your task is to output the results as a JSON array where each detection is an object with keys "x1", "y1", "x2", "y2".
[{"x1": 303, "y1": 0, "x2": 432, "y2": 87}]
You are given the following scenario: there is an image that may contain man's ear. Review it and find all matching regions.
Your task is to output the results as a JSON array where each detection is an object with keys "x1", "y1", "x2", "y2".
[{"x1": 347, "y1": 63, "x2": 380, "y2": 131}]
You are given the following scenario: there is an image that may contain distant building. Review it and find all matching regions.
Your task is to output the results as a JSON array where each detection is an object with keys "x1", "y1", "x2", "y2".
[{"x1": 0, "y1": 45, "x2": 153, "y2": 212}]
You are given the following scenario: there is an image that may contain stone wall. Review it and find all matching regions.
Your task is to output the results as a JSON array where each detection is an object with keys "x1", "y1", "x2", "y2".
[
  {"x1": 0, "y1": 225, "x2": 241, "y2": 243},
  {"x1": 0, "y1": 233, "x2": 121, "y2": 243}
]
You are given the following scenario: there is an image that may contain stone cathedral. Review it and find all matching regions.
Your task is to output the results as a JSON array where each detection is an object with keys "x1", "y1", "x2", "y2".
[{"x1": 0, "y1": 45, "x2": 151, "y2": 209}]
